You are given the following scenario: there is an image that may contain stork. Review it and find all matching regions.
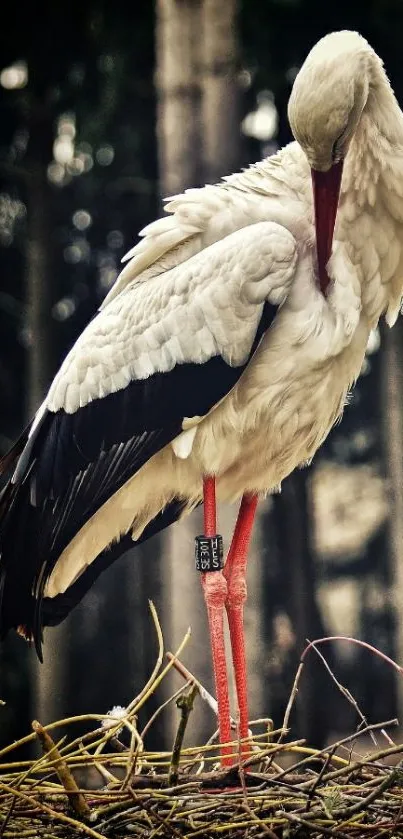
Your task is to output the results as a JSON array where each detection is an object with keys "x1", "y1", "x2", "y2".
[{"x1": 1, "y1": 31, "x2": 403, "y2": 765}]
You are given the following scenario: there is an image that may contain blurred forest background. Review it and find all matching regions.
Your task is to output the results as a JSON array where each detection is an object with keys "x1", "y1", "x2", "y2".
[{"x1": 1, "y1": 0, "x2": 403, "y2": 754}]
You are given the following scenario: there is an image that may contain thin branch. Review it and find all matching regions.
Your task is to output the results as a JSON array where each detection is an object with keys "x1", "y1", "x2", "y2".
[
  {"x1": 278, "y1": 662, "x2": 304, "y2": 746},
  {"x1": 169, "y1": 685, "x2": 198, "y2": 785},
  {"x1": 274, "y1": 719, "x2": 398, "y2": 785},
  {"x1": 239, "y1": 743, "x2": 280, "y2": 839},
  {"x1": 166, "y1": 652, "x2": 237, "y2": 728},
  {"x1": 330, "y1": 761, "x2": 403, "y2": 819},
  {"x1": 304, "y1": 744, "x2": 337, "y2": 812},
  {"x1": 279, "y1": 810, "x2": 350, "y2": 839},
  {"x1": 308, "y1": 639, "x2": 379, "y2": 748},
  {"x1": 301, "y1": 636, "x2": 403, "y2": 676},
  {"x1": 0, "y1": 780, "x2": 104, "y2": 839}
]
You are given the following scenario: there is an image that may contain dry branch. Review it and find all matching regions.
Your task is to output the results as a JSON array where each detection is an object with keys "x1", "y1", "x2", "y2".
[{"x1": 32, "y1": 720, "x2": 91, "y2": 820}]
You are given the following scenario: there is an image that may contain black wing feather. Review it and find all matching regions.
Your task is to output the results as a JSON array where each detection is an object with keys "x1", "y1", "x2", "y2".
[{"x1": 0, "y1": 301, "x2": 278, "y2": 651}]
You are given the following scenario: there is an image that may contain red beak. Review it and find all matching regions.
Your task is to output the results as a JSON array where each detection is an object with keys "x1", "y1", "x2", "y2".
[{"x1": 311, "y1": 160, "x2": 343, "y2": 296}]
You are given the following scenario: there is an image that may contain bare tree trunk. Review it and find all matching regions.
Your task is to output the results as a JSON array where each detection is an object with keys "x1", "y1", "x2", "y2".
[
  {"x1": 273, "y1": 470, "x2": 331, "y2": 746},
  {"x1": 20, "y1": 105, "x2": 55, "y2": 418},
  {"x1": 155, "y1": 0, "x2": 204, "y2": 743},
  {"x1": 156, "y1": 0, "x2": 246, "y2": 743},
  {"x1": 19, "y1": 107, "x2": 65, "y2": 726},
  {"x1": 155, "y1": 0, "x2": 203, "y2": 197},
  {"x1": 25, "y1": 173, "x2": 54, "y2": 417},
  {"x1": 380, "y1": 321, "x2": 403, "y2": 720},
  {"x1": 201, "y1": 0, "x2": 241, "y2": 181}
]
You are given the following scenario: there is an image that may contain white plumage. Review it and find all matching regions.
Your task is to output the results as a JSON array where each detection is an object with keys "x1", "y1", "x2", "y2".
[
  {"x1": 47, "y1": 222, "x2": 297, "y2": 414},
  {"x1": 2, "y1": 30, "x2": 403, "y2": 652}
]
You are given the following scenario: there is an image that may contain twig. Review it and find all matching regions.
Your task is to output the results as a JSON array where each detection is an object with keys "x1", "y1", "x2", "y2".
[
  {"x1": 127, "y1": 787, "x2": 183, "y2": 839},
  {"x1": 330, "y1": 761, "x2": 403, "y2": 819},
  {"x1": 308, "y1": 639, "x2": 379, "y2": 748},
  {"x1": 140, "y1": 681, "x2": 192, "y2": 742},
  {"x1": 79, "y1": 741, "x2": 119, "y2": 785},
  {"x1": 120, "y1": 632, "x2": 192, "y2": 791},
  {"x1": 121, "y1": 720, "x2": 144, "y2": 790},
  {"x1": 169, "y1": 685, "x2": 198, "y2": 784},
  {"x1": 125, "y1": 601, "x2": 164, "y2": 717},
  {"x1": 380, "y1": 727, "x2": 396, "y2": 746},
  {"x1": 0, "y1": 792, "x2": 15, "y2": 837},
  {"x1": 0, "y1": 741, "x2": 65, "y2": 838},
  {"x1": 304, "y1": 744, "x2": 337, "y2": 812},
  {"x1": 238, "y1": 741, "x2": 279, "y2": 839},
  {"x1": 128, "y1": 626, "x2": 192, "y2": 719},
  {"x1": 166, "y1": 652, "x2": 237, "y2": 729},
  {"x1": 32, "y1": 720, "x2": 91, "y2": 820},
  {"x1": 301, "y1": 636, "x2": 403, "y2": 676},
  {"x1": 390, "y1": 798, "x2": 403, "y2": 836},
  {"x1": 317, "y1": 742, "x2": 403, "y2": 787},
  {"x1": 273, "y1": 719, "x2": 398, "y2": 785},
  {"x1": 279, "y1": 810, "x2": 350, "y2": 839},
  {"x1": 194, "y1": 738, "x2": 307, "y2": 784},
  {"x1": 0, "y1": 780, "x2": 105, "y2": 839},
  {"x1": 278, "y1": 662, "x2": 304, "y2": 747}
]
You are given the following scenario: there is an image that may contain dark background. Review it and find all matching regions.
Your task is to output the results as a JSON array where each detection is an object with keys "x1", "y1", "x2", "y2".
[{"x1": 0, "y1": 0, "x2": 403, "y2": 756}]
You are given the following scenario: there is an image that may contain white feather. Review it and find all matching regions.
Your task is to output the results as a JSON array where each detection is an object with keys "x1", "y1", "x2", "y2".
[
  {"x1": 46, "y1": 222, "x2": 297, "y2": 414},
  {"x1": 171, "y1": 428, "x2": 198, "y2": 459}
]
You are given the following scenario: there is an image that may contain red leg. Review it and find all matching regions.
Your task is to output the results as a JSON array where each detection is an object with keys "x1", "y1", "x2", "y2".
[
  {"x1": 200, "y1": 476, "x2": 232, "y2": 765},
  {"x1": 203, "y1": 475, "x2": 217, "y2": 537},
  {"x1": 223, "y1": 493, "x2": 258, "y2": 752}
]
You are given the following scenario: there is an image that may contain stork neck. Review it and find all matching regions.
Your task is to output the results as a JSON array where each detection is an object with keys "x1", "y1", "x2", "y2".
[
  {"x1": 366, "y1": 57, "x2": 403, "y2": 144},
  {"x1": 341, "y1": 62, "x2": 403, "y2": 328},
  {"x1": 345, "y1": 70, "x2": 403, "y2": 201}
]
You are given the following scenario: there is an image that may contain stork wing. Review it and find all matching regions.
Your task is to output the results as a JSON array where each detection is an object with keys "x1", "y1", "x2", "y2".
[
  {"x1": 0, "y1": 222, "x2": 297, "y2": 651},
  {"x1": 100, "y1": 143, "x2": 306, "y2": 307},
  {"x1": 100, "y1": 187, "x2": 247, "y2": 307}
]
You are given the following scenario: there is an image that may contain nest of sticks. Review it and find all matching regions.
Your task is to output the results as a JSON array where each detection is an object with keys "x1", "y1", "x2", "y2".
[{"x1": 1, "y1": 604, "x2": 403, "y2": 838}]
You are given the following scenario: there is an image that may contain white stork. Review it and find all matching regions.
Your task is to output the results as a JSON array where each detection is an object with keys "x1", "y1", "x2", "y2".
[{"x1": 1, "y1": 31, "x2": 403, "y2": 765}]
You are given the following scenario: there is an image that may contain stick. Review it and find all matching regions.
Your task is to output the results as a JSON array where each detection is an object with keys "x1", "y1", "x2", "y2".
[
  {"x1": 277, "y1": 662, "x2": 304, "y2": 748},
  {"x1": 0, "y1": 780, "x2": 104, "y2": 839},
  {"x1": 279, "y1": 810, "x2": 350, "y2": 839},
  {"x1": 274, "y1": 719, "x2": 398, "y2": 785},
  {"x1": 166, "y1": 652, "x2": 237, "y2": 729},
  {"x1": 308, "y1": 639, "x2": 379, "y2": 748},
  {"x1": 301, "y1": 636, "x2": 403, "y2": 675},
  {"x1": 330, "y1": 761, "x2": 403, "y2": 819},
  {"x1": 169, "y1": 685, "x2": 198, "y2": 784},
  {"x1": 238, "y1": 741, "x2": 279, "y2": 839},
  {"x1": 32, "y1": 720, "x2": 91, "y2": 820}
]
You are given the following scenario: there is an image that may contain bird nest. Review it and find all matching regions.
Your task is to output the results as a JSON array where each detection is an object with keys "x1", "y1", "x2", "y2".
[{"x1": 1, "y1": 605, "x2": 403, "y2": 838}]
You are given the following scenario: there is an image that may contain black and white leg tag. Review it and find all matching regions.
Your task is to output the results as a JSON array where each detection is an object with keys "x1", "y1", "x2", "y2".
[{"x1": 195, "y1": 535, "x2": 224, "y2": 572}]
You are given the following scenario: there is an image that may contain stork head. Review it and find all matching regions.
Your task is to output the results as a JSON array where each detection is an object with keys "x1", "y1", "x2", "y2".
[{"x1": 288, "y1": 31, "x2": 373, "y2": 293}]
